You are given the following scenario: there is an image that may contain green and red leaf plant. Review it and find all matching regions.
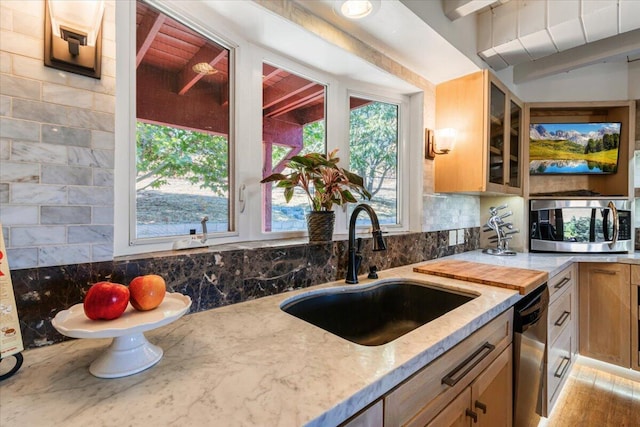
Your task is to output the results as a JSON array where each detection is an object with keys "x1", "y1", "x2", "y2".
[{"x1": 260, "y1": 149, "x2": 371, "y2": 212}]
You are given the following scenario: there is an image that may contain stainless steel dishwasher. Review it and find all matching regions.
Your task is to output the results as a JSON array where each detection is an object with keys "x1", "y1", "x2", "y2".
[{"x1": 513, "y1": 283, "x2": 549, "y2": 427}]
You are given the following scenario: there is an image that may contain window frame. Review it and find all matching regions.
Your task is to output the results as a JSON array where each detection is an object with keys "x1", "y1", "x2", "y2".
[
  {"x1": 114, "y1": 0, "x2": 422, "y2": 257},
  {"x1": 344, "y1": 89, "x2": 410, "y2": 232},
  {"x1": 260, "y1": 58, "x2": 330, "y2": 236}
]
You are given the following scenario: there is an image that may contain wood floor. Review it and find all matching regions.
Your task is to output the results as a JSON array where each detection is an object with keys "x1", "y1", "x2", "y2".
[{"x1": 541, "y1": 358, "x2": 640, "y2": 427}]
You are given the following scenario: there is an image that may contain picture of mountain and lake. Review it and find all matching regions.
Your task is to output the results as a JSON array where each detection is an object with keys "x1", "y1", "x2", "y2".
[{"x1": 529, "y1": 122, "x2": 621, "y2": 175}]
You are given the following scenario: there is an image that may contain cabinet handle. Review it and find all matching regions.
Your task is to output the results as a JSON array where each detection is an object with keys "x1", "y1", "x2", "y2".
[
  {"x1": 554, "y1": 356, "x2": 571, "y2": 378},
  {"x1": 465, "y1": 408, "x2": 478, "y2": 423},
  {"x1": 553, "y1": 277, "x2": 570, "y2": 290},
  {"x1": 592, "y1": 269, "x2": 617, "y2": 275},
  {"x1": 554, "y1": 310, "x2": 571, "y2": 327},
  {"x1": 441, "y1": 342, "x2": 495, "y2": 387},
  {"x1": 607, "y1": 201, "x2": 619, "y2": 250},
  {"x1": 474, "y1": 400, "x2": 487, "y2": 414}
]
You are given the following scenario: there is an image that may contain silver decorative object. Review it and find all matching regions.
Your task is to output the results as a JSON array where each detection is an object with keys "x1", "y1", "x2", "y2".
[{"x1": 482, "y1": 204, "x2": 519, "y2": 256}]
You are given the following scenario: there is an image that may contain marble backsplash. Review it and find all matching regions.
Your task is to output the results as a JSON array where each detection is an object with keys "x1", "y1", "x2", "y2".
[{"x1": 11, "y1": 228, "x2": 480, "y2": 349}]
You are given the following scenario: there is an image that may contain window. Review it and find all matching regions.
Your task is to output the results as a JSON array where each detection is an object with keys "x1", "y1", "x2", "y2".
[
  {"x1": 348, "y1": 96, "x2": 400, "y2": 226},
  {"x1": 133, "y1": 0, "x2": 231, "y2": 241},
  {"x1": 115, "y1": 1, "x2": 421, "y2": 256},
  {"x1": 261, "y1": 63, "x2": 326, "y2": 233}
]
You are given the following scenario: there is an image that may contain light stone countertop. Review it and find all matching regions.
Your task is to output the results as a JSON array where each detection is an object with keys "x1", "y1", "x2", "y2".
[{"x1": 2, "y1": 251, "x2": 639, "y2": 426}]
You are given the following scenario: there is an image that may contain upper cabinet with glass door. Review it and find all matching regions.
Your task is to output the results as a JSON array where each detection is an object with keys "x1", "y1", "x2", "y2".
[{"x1": 435, "y1": 70, "x2": 523, "y2": 195}]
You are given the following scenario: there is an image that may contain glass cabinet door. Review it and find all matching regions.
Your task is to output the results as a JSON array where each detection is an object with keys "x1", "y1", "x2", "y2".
[
  {"x1": 489, "y1": 83, "x2": 505, "y2": 185},
  {"x1": 509, "y1": 100, "x2": 521, "y2": 188}
]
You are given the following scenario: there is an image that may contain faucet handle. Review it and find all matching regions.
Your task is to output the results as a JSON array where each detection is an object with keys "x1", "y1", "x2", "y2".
[{"x1": 368, "y1": 265, "x2": 378, "y2": 279}]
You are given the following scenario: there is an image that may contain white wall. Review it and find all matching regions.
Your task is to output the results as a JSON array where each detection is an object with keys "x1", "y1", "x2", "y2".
[
  {"x1": 399, "y1": 0, "x2": 485, "y2": 73},
  {"x1": 512, "y1": 62, "x2": 630, "y2": 102}
]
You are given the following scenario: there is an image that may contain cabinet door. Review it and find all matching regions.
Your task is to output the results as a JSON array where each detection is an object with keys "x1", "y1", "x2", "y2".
[
  {"x1": 486, "y1": 75, "x2": 522, "y2": 195},
  {"x1": 488, "y1": 81, "x2": 506, "y2": 187},
  {"x1": 579, "y1": 263, "x2": 631, "y2": 367},
  {"x1": 472, "y1": 345, "x2": 512, "y2": 427},
  {"x1": 425, "y1": 388, "x2": 470, "y2": 427},
  {"x1": 631, "y1": 266, "x2": 640, "y2": 371},
  {"x1": 508, "y1": 99, "x2": 522, "y2": 190},
  {"x1": 434, "y1": 71, "x2": 486, "y2": 193},
  {"x1": 425, "y1": 346, "x2": 513, "y2": 427}
]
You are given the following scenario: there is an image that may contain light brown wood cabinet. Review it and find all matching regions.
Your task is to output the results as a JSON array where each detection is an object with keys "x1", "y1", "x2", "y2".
[
  {"x1": 630, "y1": 266, "x2": 640, "y2": 372},
  {"x1": 384, "y1": 309, "x2": 513, "y2": 427},
  {"x1": 426, "y1": 346, "x2": 512, "y2": 427},
  {"x1": 545, "y1": 264, "x2": 577, "y2": 416},
  {"x1": 435, "y1": 70, "x2": 523, "y2": 195},
  {"x1": 341, "y1": 310, "x2": 513, "y2": 427},
  {"x1": 579, "y1": 263, "x2": 631, "y2": 368}
]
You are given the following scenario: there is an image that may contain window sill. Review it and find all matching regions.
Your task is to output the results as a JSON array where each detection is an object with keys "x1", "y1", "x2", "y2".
[{"x1": 113, "y1": 230, "x2": 417, "y2": 262}]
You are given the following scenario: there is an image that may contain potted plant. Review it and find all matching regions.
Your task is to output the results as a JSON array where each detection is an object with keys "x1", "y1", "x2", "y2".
[{"x1": 261, "y1": 149, "x2": 371, "y2": 242}]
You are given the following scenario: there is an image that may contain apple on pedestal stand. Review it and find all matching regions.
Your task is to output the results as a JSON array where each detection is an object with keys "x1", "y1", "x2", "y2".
[{"x1": 52, "y1": 293, "x2": 191, "y2": 378}]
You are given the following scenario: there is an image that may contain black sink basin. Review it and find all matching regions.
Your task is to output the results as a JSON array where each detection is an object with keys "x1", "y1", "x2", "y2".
[{"x1": 281, "y1": 280, "x2": 477, "y2": 346}]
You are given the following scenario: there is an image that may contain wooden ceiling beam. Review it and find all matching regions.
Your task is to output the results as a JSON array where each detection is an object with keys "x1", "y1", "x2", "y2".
[
  {"x1": 136, "y1": 11, "x2": 166, "y2": 68},
  {"x1": 263, "y1": 74, "x2": 321, "y2": 109},
  {"x1": 262, "y1": 63, "x2": 281, "y2": 83},
  {"x1": 177, "y1": 44, "x2": 227, "y2": 95},
  {"x1": 350, "y1": 98, "x2": 373, "y2": 109},
  {"x1": 263, "y1": 117, "x2": 303, "y2": 149},
  {"x1": 264, "y1": 88, "x2": 324, "y2": 119},
  {"x1": 137, "y1": 66, "x2": 229, "y2": 135}
]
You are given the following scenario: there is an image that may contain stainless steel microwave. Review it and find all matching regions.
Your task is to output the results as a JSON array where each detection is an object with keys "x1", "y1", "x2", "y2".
[{"x1": 529, "y1": 199, "x2": 633, "y2": 253}]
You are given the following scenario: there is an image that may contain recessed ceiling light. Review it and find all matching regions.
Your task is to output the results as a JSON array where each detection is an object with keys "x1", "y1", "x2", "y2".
[
  {"x1": 192, "y1": 62, "x2": 217, "y2": 75},
  {"x1": 336, "y1": 0, "x2": 380, "y2": 20}
]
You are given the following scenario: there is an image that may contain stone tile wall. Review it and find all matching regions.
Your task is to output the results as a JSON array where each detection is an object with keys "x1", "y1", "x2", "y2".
[
  {"x1": 0, "y1": 1, "x2": 116, "y2": 269},
  {"x1": 422, "y1": 194, "x2": 480, "y2": 231},
  {"x1": 12, "y1": 228, "x2": 480, "y2": 349}
]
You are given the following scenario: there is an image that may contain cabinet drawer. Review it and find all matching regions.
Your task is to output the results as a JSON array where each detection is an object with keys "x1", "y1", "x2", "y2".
[
  {"x1": 547, "y1": 326, "x2": 572, "y2": 406},
  {"x1": 384, "y1": 308, "x2": 513, "y2": 427},
  {"x1": 548, "y1": 265, "x2": 574, "y2": 302},
  {"x1": 548, "y1": 285, "x2": 573, "y2": 346}
]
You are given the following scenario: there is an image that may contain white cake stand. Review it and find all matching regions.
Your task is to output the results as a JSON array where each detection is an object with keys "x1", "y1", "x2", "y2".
[{"x1": 52, "y1": 293, "x2": 191, "y2": 379}]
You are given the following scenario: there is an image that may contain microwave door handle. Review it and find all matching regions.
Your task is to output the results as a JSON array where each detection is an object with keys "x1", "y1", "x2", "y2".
[{"x1": 607, "y1": 201, "x2": 619, "y2": 249}]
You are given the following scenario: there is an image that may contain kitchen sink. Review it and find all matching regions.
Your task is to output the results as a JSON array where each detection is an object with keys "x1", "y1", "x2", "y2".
[{"x1": 280, "y1": 280, "x2": 477, "y2": 346}]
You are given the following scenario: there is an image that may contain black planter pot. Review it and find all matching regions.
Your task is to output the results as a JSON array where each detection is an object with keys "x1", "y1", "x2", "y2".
[{"x1": 306, "y1": 211, "x2": 335, "y2": 242}]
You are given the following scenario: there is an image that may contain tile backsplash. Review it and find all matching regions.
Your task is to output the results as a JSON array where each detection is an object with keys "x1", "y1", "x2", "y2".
[
  {"x1": 422, "y1": 194, "x2": 480, "y2": 231},
  {"x1": 11, "y1": 229, "x2": 480, "y2": 349}
]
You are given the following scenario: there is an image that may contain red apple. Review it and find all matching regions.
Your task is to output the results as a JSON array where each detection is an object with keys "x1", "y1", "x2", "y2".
[
  {"x1": 129, "y1": 274, "x2": 166, "y2": 311},
  {"x1": 83, "y1": 282, "x2": 130, "y2": 320}
]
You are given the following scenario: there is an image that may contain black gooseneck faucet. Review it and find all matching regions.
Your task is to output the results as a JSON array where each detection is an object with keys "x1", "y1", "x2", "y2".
[{"x1": 345, "y1": 204, "x2": 387, "y2": 284}]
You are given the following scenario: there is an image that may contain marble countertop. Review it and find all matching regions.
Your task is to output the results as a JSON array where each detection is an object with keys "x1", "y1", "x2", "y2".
[{"x1": 2, "y1": 251, "x2": 638, "y2": 426}]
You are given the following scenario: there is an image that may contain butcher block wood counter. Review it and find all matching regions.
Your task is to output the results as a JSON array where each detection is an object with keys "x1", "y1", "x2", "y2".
[{"x1": 414, "y1": 259, "x2": 548, "y2": 295}]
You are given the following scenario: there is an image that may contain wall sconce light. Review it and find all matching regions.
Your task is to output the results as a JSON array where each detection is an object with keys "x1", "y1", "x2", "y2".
[
  {"x1": 425, "y1": 128, "x2": 456, "y2": 159},
  {"x1": 334, "y1": 0, "x2": 381, "y2": 19},
  {"x1": 44, "y1": 0, "x2": 104, "y2": 79}
]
